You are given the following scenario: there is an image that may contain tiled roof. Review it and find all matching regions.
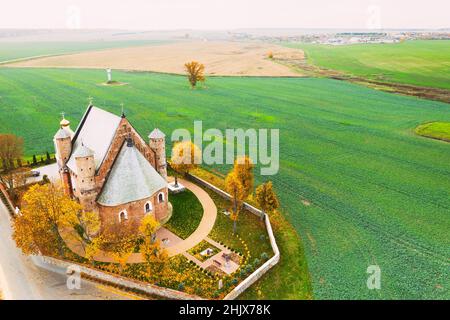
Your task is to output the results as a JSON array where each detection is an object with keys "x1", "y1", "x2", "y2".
[{"x1": 97, "y1": 140, "x2": 167, "y2": 206}]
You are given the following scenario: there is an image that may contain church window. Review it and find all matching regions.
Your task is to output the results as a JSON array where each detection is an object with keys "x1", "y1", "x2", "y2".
[
  {"x1": 119, "y1": 210, "x2": 128, "y2": 222},
  {"x1": 158, "y1": 192, "x2": 165, "y2": 203},
  {"x1": 144, "y1": 202, "x2": 152, "y2": 214}
]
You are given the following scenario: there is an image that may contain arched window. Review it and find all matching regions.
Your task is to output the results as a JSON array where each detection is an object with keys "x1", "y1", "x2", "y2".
[
  {"x1": 119, "y1": 210, "x2": 128, "y2": 222},
  {"x1": 144, "y1": 202, "x2": 152, "y2": 214},
  {"x1": 158, "y1": 192, "x2": 165, "y2": 203}
]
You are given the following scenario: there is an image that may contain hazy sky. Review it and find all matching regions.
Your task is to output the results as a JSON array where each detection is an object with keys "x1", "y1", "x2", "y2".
[{"x1": 1, "y1": 0, "x2": 448, "y2": 30}]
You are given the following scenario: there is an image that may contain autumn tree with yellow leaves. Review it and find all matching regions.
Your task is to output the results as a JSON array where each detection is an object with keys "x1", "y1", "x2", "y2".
[
  {"x1": 12, "y1": 183, "x2": 81, "y2": 257},
  {"x1": 184, "y1": 61, "x2": 205, "y2": 88},
  {"x1": 99, "y1": 219, "x2": 140, "y2": 271},
  {"x1": 225, "y1": 156, "x2": 255, "y2": 234},
  {"x1": 255, "y1": 181, "x2": 279, "y2": 220},
  {"x1": 139, "y1": 215, "x2": 168, "y2": 279},
  {"x1": 225, "y1": 171, "x2": 244, "y2": 234},
  {"x1": 139, "y1": 214, "x2": 160, "y2": 243},
  {"x1": 233, "y1": 156, "x2": 255, "y2": 201},
  {"x1": 170, "y1": 140, "x2": 201, "y2": 187}
]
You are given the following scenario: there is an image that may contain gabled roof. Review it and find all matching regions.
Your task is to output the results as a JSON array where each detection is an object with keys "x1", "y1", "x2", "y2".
[
  {"x1": 97, "y1": 140, "x2": 167, "y2": 206},
  {"x1": 67, "y1": 106, "x2": 122, "y2": 172}
]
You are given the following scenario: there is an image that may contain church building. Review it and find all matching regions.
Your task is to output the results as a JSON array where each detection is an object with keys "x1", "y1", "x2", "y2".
[{"x1": 53, "y1": 103, "x2": 170, "y2": 230}]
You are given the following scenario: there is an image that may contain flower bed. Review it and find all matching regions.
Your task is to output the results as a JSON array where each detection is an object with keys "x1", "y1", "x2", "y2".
[{"x1": 188, "y1": 240, "x2": 221, "y2": 262}]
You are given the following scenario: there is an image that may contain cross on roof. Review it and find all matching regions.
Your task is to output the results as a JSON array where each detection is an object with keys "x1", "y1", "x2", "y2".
[
  {"x1": 60, "y1": 111, "x2": 65, "y2": 119},
  {"x1": 88, "y1": 96, "x2": 94, "y2": 105},
  {"x1": 121, "y1": 103, "x2": 126, "y2": 118}
]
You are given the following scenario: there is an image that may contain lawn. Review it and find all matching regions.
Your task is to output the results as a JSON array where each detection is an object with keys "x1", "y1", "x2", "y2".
[
  {"x1": 284, "y1": 40, "x2": 450, "y2": 90},
  {"x1": 0, "y1": 40, "x2": 168, "y2": 64},
  {"x1": 205, "y1": 188, "x2": 273, "y2": 262},
  {"x1": 0, "y1": 68, "x2": 449, "y2": 299},
  {"x1": 415, "y1": 121, "x2": 450, "y2": 143},
  {"x1": 165, "y1": 189, "x2": 203, "y2": 239}
]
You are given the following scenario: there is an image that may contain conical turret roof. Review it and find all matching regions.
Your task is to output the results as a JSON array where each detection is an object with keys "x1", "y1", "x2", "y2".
[
  {"x1": 73, "y1": 143, "x2": 94, "y2": 158},
  {"x1": 54, "y1": 127, "x2": 71, "y2": 139},
  {"x1": 149, "y1": 128, "x2": 165, "y2": 139}
]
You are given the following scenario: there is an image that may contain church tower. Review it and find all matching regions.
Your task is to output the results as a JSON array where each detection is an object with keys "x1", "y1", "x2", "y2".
[
  {"x1": 54, "y1": 115, "x2": 73, "y2": 195},
  {"x1": 54, "y1": 128, "x2": 72, "y2": 168},
  {"x1": 149, "y1": 128, "x2": 167, "y2": 180},
  {"x1": 74, "y1": 143, "x2": 97, "y2": 211}
]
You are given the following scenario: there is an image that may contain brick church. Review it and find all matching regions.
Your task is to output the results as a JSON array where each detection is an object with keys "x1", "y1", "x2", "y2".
[{"x1": 53, "y1": 103, "x2": 170, "y2": 230}]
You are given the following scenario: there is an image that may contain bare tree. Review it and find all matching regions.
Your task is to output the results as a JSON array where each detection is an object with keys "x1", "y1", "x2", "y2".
[{"x1": 0, "y1": 134, "x2": 24, "y2": 198}]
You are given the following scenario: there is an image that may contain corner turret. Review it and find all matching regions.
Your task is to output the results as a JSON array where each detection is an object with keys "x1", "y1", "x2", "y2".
[
  {"x1": 74, "y1": 143, "x2": 97, "y2": 211},
  {"x1": 149, "y1": 128, "x2": 167, "y2": 180}
]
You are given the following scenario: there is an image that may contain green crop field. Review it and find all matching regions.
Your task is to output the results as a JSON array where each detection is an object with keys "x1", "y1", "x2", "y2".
[
  {"x1": 284, "y1": 40, "x2": 450, "y2": 90},
  {"x1": 0, "y1": 40, "x2": 168, "y2": 63},
  {"x1": 0, "y1": 68, "x2": 449, "y2": 299},
  {"x1": 416, "y1": 121, "x2": 450, "y2": 142}
]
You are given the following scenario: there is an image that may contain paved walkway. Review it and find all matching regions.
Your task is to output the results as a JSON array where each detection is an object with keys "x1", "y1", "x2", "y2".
[
  {"x1": 165, "y1": 177, "x2": 217, "y2": 256},
  {"x1": 60, "y1": 177, "x2": 218, "y2": 263}
]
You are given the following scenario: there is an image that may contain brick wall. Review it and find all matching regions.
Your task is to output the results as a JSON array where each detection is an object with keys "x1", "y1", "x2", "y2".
[{"x1": 98, "y1": 188, "x2": 168, "y2": 230}]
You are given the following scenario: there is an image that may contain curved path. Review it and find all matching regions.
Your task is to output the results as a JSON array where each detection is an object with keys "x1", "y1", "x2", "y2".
[
  {"x1": 164, "y1": 178, "x2": 217, "y2": 257},
  {"x1": 61, "y1": 177, "x2": 217, "y2": 263}
]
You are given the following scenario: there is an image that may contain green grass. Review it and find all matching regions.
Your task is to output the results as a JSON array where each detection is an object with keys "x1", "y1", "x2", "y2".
[
  {"x1": 0, "y1": 68, "x2": 449, "y2": 299},
  {"x1": 206, "y1": 189, "x2": 273, "y2": 262},
  {"x1": 165, "y1": 189, "x2": 203, "y2": 239},
  {"x1": 415, "y1": 121, "x2": 450, "y2": 142},
  {"x1": 284, "y1": 40, "x2": 450, "y2": 90},
  {"x1": 0, "y1": 40, "x2": 168, "y2": 63}
]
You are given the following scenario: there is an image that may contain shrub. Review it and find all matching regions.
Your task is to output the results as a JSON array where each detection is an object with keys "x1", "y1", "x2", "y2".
[
  {"x1": 253, "y1": 258, "x2": 260, "y2": 268},
  {"x1": 178, "y1": 283, "x2": 185, "y2": 291},
  {"x1": 42, "y1": 175, "x2": 50, "y2": 184},
  {"x1": 261, "y1": 252, "x2": 269, "y2": 261}
]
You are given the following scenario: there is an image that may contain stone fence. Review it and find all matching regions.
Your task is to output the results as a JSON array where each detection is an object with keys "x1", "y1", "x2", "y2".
[
  {"x1": 0, "y1": 182, "x2": 16, "y2": 217},
  {"x1": 37, "y1": 255, "x2": 202, "y2": 300},
  {"x1": 187, "y1": 174, "x2": 281, "y2": 300}
]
